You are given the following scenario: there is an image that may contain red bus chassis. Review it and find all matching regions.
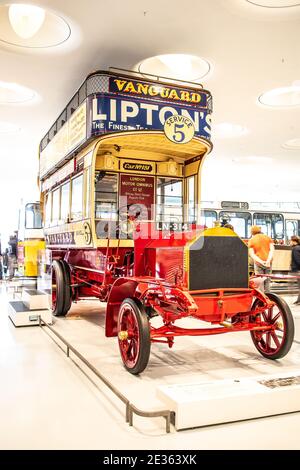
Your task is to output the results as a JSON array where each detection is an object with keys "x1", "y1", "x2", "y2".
[{"x1": 51, "y1": 224, "x2": 295, "y2": 375}]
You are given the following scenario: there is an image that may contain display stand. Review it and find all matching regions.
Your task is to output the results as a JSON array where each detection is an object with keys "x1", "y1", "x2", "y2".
[
  {"x1": 158, "y1": 370, "x2": 300, "y2": 430},
  {"x1": 8, "y1": 288, "x2": 52, "y2": 327}
]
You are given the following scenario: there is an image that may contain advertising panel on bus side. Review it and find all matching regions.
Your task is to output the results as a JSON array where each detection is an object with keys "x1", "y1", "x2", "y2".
[{"x1": 88, "y1": 94, "x2": 211, "y2": 139}]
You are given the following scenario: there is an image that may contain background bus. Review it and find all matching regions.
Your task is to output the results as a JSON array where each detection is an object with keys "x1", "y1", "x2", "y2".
[
  {"x1": 17, "y1": 201, "x2": 45, "y2": 278},
  {"x1": 200, "y1": 201, "x2": 300, "y2": 272}
]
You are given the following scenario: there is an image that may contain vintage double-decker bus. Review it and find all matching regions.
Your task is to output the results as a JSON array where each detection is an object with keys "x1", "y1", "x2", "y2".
[{"x1": 39, "y1": 68, "x2": 294, "y2": 374}]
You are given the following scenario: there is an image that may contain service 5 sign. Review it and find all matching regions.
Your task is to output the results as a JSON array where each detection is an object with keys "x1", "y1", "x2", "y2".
[
  {"x1": 88, "y1": 95, "x2": 211, "y2": 141},
  {"x1": 164, "y1": 115, "x2": 195, "y2": 144}
]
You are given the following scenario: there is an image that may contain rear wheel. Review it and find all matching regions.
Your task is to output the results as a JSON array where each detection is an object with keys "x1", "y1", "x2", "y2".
[
  {"x1": 250, "y1": 293, "x2": 294, "y2": 359},
  {"x1": 60, "y1": 260, "x2": 72, "y2": 315},
  {"x1": 117, "y1": 298, "x2": 150, "y2": 375},
  {"x1": 51, "y1": 260, "x2": 72, "y2": 316}
]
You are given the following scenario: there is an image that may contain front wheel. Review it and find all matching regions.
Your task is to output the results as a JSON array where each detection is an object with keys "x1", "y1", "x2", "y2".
[
  {"x1": 250, "y1": 293, "x2": 294, "y2": 359},
  {"x1": 117, "y1": 298, "x2": 151, "y2": 375}
]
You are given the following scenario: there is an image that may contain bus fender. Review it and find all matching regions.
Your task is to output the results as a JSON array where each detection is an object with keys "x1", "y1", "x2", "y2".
[{"x1": 105, "y1": 278, "x2": 140, "y2": 337}]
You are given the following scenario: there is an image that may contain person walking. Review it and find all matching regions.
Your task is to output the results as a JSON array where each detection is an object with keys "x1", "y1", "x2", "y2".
[
  {"x1": 8, "y1": 234, "x2": 18, "y2": 280},
  {"x1": 0, "y1": 236, "x2": 2, "y2": 280},
  {"x1": 2, "y1": 249, "x2": 8, "y2": 279},
  {"x1": 248, "y1": 225, "x2": 274, "y2": 293},
  {"x1": 290, "y1": 235, "x2": 300, "y2": 305}
]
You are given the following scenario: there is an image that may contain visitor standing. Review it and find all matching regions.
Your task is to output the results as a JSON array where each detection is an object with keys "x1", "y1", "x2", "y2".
[
  {"x1": 248, "y1": 225, "x2": 274, "y2": 293},
  {"x1": 290, "y1": 235, "x2": 300, "y2": 305}
]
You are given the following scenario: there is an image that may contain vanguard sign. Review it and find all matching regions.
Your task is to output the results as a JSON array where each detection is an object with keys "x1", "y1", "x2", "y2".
[
  {"x1": 109, "y1": 77, "x2": 207, "y2": 106},
  {"x1": 89, "y1": 94, "x2": 212, "y2": 140}
]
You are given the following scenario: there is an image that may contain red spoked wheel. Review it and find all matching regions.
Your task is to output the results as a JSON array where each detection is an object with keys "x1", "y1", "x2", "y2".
[
  {"x1": 117, "y1": 298, "x2": 150, "y2": 375},
  {"x1": 250, "y1": 293, "x2": 294, "y2": 359}
]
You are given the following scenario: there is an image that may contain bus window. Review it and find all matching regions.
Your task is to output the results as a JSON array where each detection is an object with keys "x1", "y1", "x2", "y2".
[
  {"x1": 45, "y1": 193, "x2": 52, "y2": 227},
  {"x1": 274, "y1": 218, "x2": 284, "y2": 240},
  {"x1": 25, "y1": 203, "x2": 42, "y2": 229},
  {"x1": 60, "y1": 181, "x2": 70, "y2": 223},
  {"x1": 286, "y1": 220, "x2": 298, "y2": 240},
  {"x1": 156, "y1": 178, "x2": 183, "y2": 223},
  {"x1": 219, "y1": 211, "x2": 252, "y2": 238},
  {"x1": 52, "y1": 188, "x2": 60, "y2": 226},
  {"x1": 84, "y1": 168, "x2": 90, "y2": 218},
  {"x1": 95, "y1": 172, "x2": 118, "y2": 238},
  {"x1": 71, "y1": 174, "x2": 83, "y2": 221},
  {"x1": 253, "y1": 213, "x2": 284, "y2": 240},
  {"x1": 200, "y1": 210, "x2": 217, "y2": 228},
  {"x1": 187, "y1": 176, "x2": 196, "y2": 224}
]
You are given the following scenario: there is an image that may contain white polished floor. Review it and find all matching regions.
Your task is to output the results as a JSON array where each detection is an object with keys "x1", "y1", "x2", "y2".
[{"x1": 0, "y1": 282, "x2": 300, "y2": 450}]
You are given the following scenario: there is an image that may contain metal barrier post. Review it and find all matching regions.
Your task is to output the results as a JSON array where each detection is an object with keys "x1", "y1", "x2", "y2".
[{"x1": 38, "y1": 318, "x2": 172, "y2": 433}]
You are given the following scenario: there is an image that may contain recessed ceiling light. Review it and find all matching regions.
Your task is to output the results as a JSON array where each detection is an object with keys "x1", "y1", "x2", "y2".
[
  {"x1": 0, "y1": 4, "x2": 71, "y2": 48},
  {"x1": 246, "y1": 1, "x2": 300, "y2": 7},
  {"x1": 213, "y1": 122, "x2": 248, "y2": 138},
  {"x1": 8, "y1": 4, "x2": 45, "y2": 39},
  {"x1": 282, "y1": 138, "x2": 300, "y2": 149},
  {"x1": 136, "y1": 54, "x2": 211, "y2": 82},
  {"x1": 0, "y1": 121, "x2": 21, "y2": 133},
  {"x1": 0, "y1": 81, "x2": 36, "y2": 103},
  {"x1": 258, "y1": 85, "x2": 300, "y2": 107}
]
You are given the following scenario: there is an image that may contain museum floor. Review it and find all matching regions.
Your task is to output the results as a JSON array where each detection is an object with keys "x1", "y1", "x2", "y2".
[{"x1": 0, "y1": 282, "x2": 299, "y2": 450}]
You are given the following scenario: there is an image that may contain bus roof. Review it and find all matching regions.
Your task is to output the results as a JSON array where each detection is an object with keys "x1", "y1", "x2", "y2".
[{"x1": 39, "y1": 68, "x2": 212, "y2": 181}]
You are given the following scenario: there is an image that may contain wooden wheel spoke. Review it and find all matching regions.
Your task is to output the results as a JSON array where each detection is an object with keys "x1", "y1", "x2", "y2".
[
  {"x1": 262, "y1": 311, "x2": 268, "y2": 322},
  {"x1": 271, "y1": 331, "x2": 281, "y2": 349},
  {"x1": 131, "y1": 339, "x2": 137, "y2": 359},
  {"x1": 266, "y1": 331, "x2": 272, "y2": 351},
  {"x1": 127, "y1": 313, "x2": 135, "y2": 329},
  {"x1": 271, "y1": 312, "x2": 281, "y2": 324},
  {"x1": 259, "y1": 336, "x2": 266, "y2": 350},
  {"x1": 127, "y1": 339, "x2": 134, "y2": 357},
  {"x1": 267, "y1": 306, "x2": 274, "y2": 322}
]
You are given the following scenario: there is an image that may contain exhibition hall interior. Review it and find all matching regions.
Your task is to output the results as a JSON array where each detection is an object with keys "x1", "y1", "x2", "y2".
[{"x1": 0, "y1": 0, "x2": 300, "y2": 451}]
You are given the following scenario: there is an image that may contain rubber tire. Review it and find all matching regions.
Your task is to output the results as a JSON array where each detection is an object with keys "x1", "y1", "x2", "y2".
[
  {"x1": 52, "y1": 260, "x2": 72, "y2": 317},
  {"x1": 60, "y1": 260, "x2": 72, "y2": 315},
  {"x1": 118, "y1": 298, "x2": 151, "y2": 375},
  {"x1": 250, "y1": 292, "x2": 294, "y2": 359}
]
